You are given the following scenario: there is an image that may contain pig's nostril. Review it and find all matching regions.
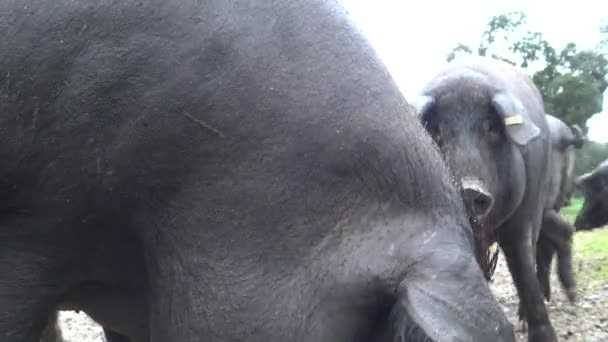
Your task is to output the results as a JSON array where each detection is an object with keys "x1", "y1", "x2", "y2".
[
  {"x1": 462, "y1": 187, "x2": 494, "y2": 218},
  {"x1": 473, "y1": 194, "x2": 493, "y2": 217}
]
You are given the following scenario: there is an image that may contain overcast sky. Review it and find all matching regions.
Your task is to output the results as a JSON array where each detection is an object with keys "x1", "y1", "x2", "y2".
[{"x1": 340, "y1": 0, "x2": 608, "y2": 143}]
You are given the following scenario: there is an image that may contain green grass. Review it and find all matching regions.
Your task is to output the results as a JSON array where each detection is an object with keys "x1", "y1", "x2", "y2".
[
  {"x1": 560, "y1": 196, "x2": 608, "y2": 283},
  {"x1": 573, "y1": 229, "x2": 608, "y2": 283},
  {"x1": 560, "y1": 196, "x2": 583, "y2": 222}
]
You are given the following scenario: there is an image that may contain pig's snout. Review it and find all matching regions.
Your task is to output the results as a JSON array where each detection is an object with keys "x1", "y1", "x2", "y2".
[{"x1": 461, "y1": 177, "x2": 494, "y2": 218}]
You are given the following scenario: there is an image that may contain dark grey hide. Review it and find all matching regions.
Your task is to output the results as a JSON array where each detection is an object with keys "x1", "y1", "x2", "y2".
[
  {"x1": 40, "y1": 311, "x2": 62, "y2": 342},
  {"x1": 575, "y1": 160, "x2": 608, "y2": 230},
  {"x1": 536, "y1": 114, "x2": 586, "y2": 304},
  {"x1": 413, "y1": 56, "x2": 557, "y2": 342},
  {"x1": 1, "y1": 1, "x2": 514, "y2": 342}
]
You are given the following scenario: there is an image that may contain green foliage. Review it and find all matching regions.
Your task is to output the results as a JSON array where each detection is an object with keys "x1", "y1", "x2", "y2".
[
  {"x1": 446, "y1": 12, "x2": 608, "y2": 130},
  {"x1": 574, "y1": 141, "x2": 608, "y2": 177},
  {"x1": 598, "y1": 22, "x2": 607, "y2": 53},
  {"x1": 446, "y1": 43, "x2": 473, "y2": 63},
  {"x1": 542, "y1": 71, "x2": 604, "y2": 128}
]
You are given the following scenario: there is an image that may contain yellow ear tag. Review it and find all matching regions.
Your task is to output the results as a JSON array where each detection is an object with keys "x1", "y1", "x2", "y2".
[{"x1": 504, "y1": 115, "x2": 524, "y2": 126}]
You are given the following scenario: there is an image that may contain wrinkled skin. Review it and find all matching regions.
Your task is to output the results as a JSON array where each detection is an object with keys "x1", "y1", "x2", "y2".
[
  {"x1": 0, "y1": 1, "x2": 515, "y2": 342},
  {"x1": 536, "y1": 114, "x2": 586, "y2": 304},
  {"x1": 414, "y1": 56, "x2": 557, "y2": 342},
  {"x1": 574, "y1": 160, "x2": 608, "y2": 230}
]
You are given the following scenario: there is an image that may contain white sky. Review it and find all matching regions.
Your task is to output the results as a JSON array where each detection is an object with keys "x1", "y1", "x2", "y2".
[{"x1": 340, "y1": 0, "x2": 608, "y2": 143}]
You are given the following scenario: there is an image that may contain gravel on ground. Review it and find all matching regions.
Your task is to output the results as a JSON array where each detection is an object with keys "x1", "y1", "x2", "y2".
[{"x1": 489, "y1": 252, "x2": 608, "y2": 342}]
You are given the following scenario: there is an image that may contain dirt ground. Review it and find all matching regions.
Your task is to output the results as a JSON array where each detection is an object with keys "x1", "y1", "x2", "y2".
[
  {"x1": 55, "y1": 252, "x2": 608, "y2": 342},
  {"x1": 489, "y1": 252, "x2": 608, "y2": 342}
]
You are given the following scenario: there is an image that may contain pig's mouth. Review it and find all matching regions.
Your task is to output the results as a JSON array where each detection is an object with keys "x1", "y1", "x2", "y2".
[
  {"x1": 460, "y1": 176, "x2": 499, "y2": 281},
  {"x1": 467, "y1": 214, "x2": 499, "y2": 281}
]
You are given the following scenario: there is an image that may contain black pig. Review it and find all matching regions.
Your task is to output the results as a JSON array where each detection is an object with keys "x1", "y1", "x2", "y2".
[
  {"x1": 536, "y1": 114, "x2": 585, "y2": 304},
  {"x1": 414, "y1": 56, "x2": 556, "y2": 342},
  {"x1": 575, "y1": 160, "x2": 608, "y2": 230}
]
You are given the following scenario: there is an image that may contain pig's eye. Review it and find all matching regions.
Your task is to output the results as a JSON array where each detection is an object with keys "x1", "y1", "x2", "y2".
[{"x1": 482, "y1": 118, "x2": 502, "y2": 143}]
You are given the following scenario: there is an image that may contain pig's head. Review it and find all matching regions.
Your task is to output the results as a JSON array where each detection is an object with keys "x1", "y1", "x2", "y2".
[
  {"x1": 574, "y1": 164, "x2": 608, "y2": 230},
  {"x1": 413, "y1": 72, "x2": 540, "y2": 231}
]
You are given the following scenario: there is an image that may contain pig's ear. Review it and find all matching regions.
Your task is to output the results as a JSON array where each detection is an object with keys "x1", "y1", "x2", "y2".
[
  {"x1": 491, "y1": 92, "x2": 541, "y2": 146},
  {"x1": 411, "y1": 95, "x2": 435, "y2": 120},
  {"x1": 569, "y1": 124, "x2": 586, "y2": 149},
  {"x1": 576, "y1": 171, "x2": 606, "y2": 191}
]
